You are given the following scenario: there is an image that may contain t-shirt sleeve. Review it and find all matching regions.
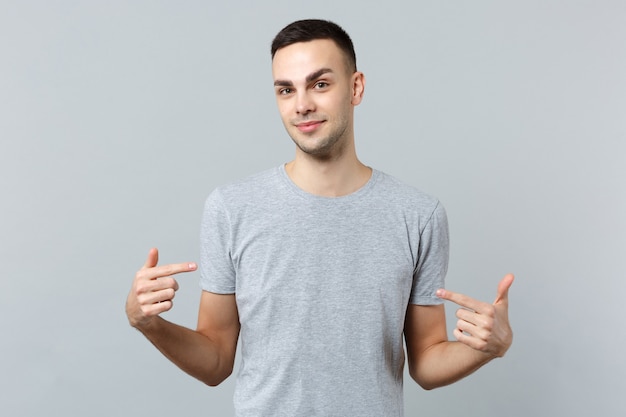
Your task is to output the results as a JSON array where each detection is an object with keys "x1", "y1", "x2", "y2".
[
  {"x1": 409, "y1": 201, "x2": 449, "y2": 305},
  {"x1": 199, "y1": 189, "x2": 236, "y2": 294}
]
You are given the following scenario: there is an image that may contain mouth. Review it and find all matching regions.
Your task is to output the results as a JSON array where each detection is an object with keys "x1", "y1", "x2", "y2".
[{"x1": 295, "y1": 120, "x2": 324, "y2": 133}]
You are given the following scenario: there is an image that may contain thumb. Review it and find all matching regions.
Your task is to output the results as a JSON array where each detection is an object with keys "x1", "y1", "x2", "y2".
[
  {"x1": 494, "y1": 273, "x2": 514, "y2": 305},
  {"x1": 143, "y1": 247, "x2": 159, "y2": 269}
]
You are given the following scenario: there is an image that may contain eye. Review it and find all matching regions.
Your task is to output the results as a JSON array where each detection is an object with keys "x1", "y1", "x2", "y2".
[
  {"x1": 314, "y1": 81, "x2": 329, "y2": 89},
  {"x1": 278, "y1": 87, "x2": 293, "y2": 95}
]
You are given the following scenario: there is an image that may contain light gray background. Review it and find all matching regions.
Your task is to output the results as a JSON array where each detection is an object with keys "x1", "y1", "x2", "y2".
[{"x1": 1, "y1": 1, "x2": 624, "y2": 416}]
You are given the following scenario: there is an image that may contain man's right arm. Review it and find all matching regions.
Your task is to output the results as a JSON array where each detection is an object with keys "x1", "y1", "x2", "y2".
[{"x1": 126, "y1": 248, "x2": 240, "y2": 386}]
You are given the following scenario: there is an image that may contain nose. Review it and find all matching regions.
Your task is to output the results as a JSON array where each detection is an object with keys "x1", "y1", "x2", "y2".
[{"x1": 295, "y1": 91, "x2": 314, "y2": 115}]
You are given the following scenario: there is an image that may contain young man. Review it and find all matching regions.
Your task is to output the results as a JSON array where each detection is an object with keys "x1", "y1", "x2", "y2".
[{"x1": 126, "y1": 19, "x2": 513, "y2": 416}]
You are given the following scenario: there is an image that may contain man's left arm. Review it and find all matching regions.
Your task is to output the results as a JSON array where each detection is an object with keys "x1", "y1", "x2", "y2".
[{"x1": 404, "y1": 274, "x2": 514, "y2": 390}]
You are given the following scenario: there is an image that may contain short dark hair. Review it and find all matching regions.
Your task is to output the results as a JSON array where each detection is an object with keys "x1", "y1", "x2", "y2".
[{"x1": 271, "y1": 19, "x2": 357, "y2": 72}]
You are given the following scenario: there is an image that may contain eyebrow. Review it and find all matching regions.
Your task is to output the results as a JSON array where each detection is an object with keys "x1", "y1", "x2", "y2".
[{"x1": 274, "y1": 68, "x2": 334, "y2": 87}]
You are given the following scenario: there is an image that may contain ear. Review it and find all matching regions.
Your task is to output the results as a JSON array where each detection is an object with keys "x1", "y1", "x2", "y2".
[{"x1": 351, "y1": 72, "x2": 366, "y2": 105}]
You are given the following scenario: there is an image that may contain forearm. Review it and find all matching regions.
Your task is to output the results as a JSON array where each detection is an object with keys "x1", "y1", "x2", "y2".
[
  {"x1": 409, "y1": 340, "x2": 496, "y2": 390},
  {"x1": 135, "y1": 317, "x2": 234, "y2": 386}
]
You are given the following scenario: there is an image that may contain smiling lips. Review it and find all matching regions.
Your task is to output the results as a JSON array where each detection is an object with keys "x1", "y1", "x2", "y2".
[{"x1": 296, "y1": 120, "x2": 324, "y2": 133}]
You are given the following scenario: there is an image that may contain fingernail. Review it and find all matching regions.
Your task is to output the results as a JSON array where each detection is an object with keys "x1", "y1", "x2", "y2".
[
  {"x1": 189, "y1": 263, "x2": 197, "y2": 270},
  {"x1": 436, "y1": 289, "x2": 445, "y2": 298}
]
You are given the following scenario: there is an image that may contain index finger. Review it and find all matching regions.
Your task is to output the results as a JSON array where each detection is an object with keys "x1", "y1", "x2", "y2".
[
  {"x1": 436, "y1": 288, "x2": 490, "y2": 313},
  {"x1": 140, "y1": 261, "x2": 198, "y2": 280},
  {"x1": 154, "y1": 262, "x2": 197, "y2": 277}
]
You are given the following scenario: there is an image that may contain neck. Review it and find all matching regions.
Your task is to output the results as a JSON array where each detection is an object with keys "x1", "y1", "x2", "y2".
[{"x1": 285, "y1": 148, "x2": 372, "y2": 197}]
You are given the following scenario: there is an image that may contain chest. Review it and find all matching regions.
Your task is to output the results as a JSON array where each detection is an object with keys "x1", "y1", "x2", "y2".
[{"x1": 229, "y1": 205, "x2": 417, "y2": 312}]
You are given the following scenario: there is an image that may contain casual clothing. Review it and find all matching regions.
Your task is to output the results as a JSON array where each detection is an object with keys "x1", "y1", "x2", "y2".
[{"x1": 200, "y1": 165, "x2": 449, "y2": 417}]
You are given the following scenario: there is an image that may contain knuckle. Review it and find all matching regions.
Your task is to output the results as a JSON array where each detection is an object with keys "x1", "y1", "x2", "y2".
[
  {"x1": 483, "y1": 318, "x2": 494, "y2": 331},
  {"x1": 476, "y1": 340, "x2": 488, "y2": 351},
  {"x1": 166, "y1": 288, "x2": 176, "y2": 299},
  {"x1": 478, "y1": 328, "x2": 491, "y2": 341},
  {"x1": 136, "y1": 293, "x2": 150, "y2": 306},
  {"x1": 161, "y1": 265, "x2": 176, "y2": 276},
  {"x1": 135, "y1": 267, "x2": 150, "y2": 280},
  {"x1": 135, "y1": 281, "x2": 151, "y2": 294},
  {"x1": 139, "y1": 305, "x2": 153, "y2": 317}
]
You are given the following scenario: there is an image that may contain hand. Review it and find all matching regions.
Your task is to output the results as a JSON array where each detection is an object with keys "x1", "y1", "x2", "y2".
[
  {"x1": 436, "y1": 274, "x2": 514, "y2": 358},
  {"x1": 125, "y1": 248, "x2": 197, "y2": 329}
]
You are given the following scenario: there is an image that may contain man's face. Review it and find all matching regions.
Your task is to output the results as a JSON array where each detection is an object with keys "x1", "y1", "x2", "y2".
[{"x1": 272, "y1": 39, "x2": 363, "y2": 158}]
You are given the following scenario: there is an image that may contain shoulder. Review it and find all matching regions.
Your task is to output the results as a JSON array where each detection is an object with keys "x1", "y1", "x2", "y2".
[
  {"x1": 218, "y1": 167, "x2": 280, "y2": 195},
  {"x1": 373, "y1": 170, "x2": 443, "y2": 214},
  {"x1": 202, "y1": 166, "x2": 286, "y2": 219},
  {"x1": 206, "y1": 166, "x2": 280, "y2": 202}
]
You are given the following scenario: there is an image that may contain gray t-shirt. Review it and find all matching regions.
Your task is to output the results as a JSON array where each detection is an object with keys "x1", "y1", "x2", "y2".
[{"x1": 200, "y1": 165, "x2": 449, "y2": 417}]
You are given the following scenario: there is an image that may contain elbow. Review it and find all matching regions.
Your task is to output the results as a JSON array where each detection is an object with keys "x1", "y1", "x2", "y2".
[
  {"x1": 200, "y1": 364, "x2": 235, "y2": 387},
  {"x1": 417, "y1": 380, "x2": 439, "y2": 391},
  {"x1": 203, "y1": 375, "x2": 224, "y2": 387},
  {"x1": 205, "y1": 379, "x2": 226, "y2": 387},
  {"x1": 408, "y1": 365, "x2": 442, "y2": 391}
]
